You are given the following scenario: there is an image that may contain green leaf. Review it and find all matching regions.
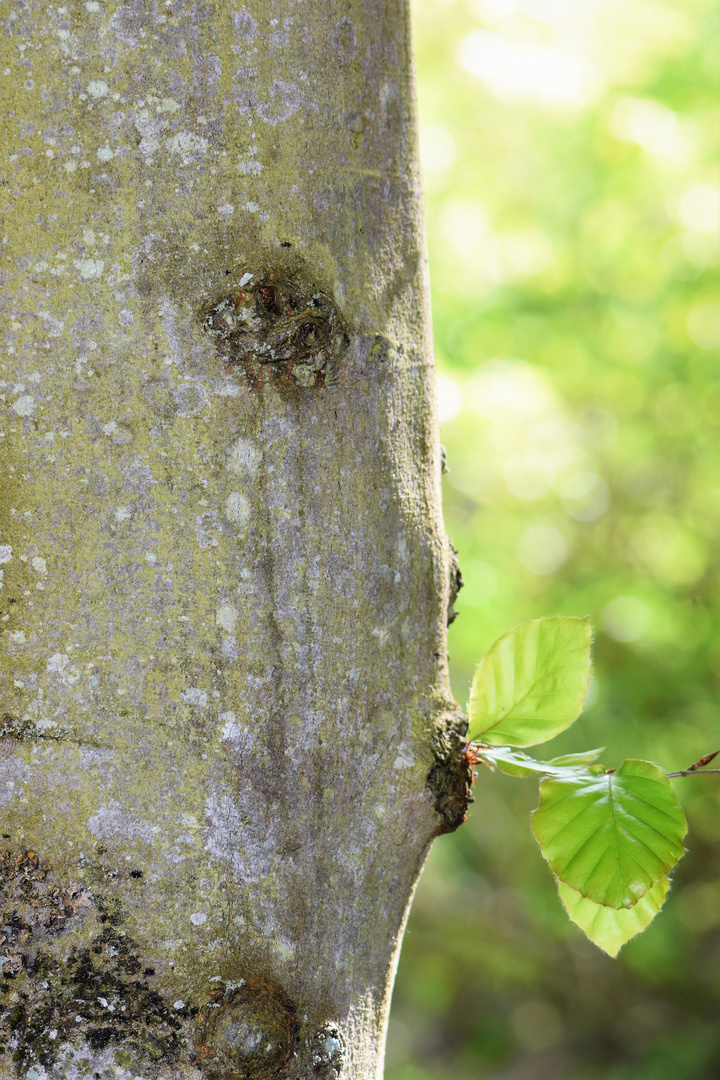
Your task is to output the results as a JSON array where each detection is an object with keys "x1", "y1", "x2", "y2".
[
  {"x1": 532, "y1": 759, "x2": 687, "y2": 909},
  {"x1": 479, "y1": 746, "x2": 562, "y2": 777},
  {"x1": 479, "y1": 745, "x2": 600, "y2": 779},
  {"x1": 546, "y1": 748, "x2": 605, "y2": 768},
  {"x1": 467, "y1": 616, "x2": 592, "y2": 747},
  {"x1": 558, "y1": 875, "x2": 670, "y2": 957}
]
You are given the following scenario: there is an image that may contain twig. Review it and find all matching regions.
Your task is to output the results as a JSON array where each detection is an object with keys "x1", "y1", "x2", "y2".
[
  {"x1": 667, "y1": 751, "x2": 720, "y2": 778},
  {"x1": 666, "y1": 768, "x2": 720, "y2": 778}
]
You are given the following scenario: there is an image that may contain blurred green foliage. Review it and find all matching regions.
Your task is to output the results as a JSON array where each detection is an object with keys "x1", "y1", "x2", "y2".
[{"x1": 388, "y1": 1, "x2": 720, "y2": 1078}]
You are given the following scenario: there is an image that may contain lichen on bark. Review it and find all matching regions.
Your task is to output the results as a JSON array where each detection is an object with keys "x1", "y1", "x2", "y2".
[
  {"x1": 0, "y1": 849, "x2": 186, "y2": 1073},
  {"x1": 0, "y1": 2, "x2": 460, "y2": 1076}
]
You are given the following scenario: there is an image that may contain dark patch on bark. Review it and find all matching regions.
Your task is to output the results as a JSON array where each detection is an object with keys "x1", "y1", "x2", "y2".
[
  {"x1": 307, "y1": 1021, "x2": 345, "y2": 1077},
  {"x1": 0, "y1": 713, "x2": 67, "y2": 742},
  {"x1": 446, "y1": 538, "x2": 463, "y2": 626},
  {"x1": 201, "y1": 269, "x2": 348, "y2": 389},
  {"x1": 427, "y1": 716, "x2": 474, "y2": 833},
  {"x1": 0, "y1": 850, "x2": 186, "y2": 1074}
]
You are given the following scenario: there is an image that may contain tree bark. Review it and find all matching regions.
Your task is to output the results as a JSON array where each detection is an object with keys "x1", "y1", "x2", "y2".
[{"x1": 0, "y1": 2, "x2": 464, "y2": 1077}]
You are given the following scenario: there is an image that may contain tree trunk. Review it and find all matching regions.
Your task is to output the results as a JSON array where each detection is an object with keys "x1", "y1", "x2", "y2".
[{"x1": 0, "y1": 3, "x2": 465, "y2": 1077}]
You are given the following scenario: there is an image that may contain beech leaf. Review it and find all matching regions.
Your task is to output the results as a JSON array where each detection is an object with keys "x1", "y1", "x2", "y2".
[
  {"x1": 532, "y1": 759, "x2": 687, "y2": 909},
  {"x1": 467, "y1": 616, "x2": 592, "y2": 747},
  {"x1": 558, "y1": 875, "x2": 670, "y2": 956},
  {"x1": 479, "y1": 746, "x2": 600, "y2": 779},
  {"x1": 546, "y1": 748, "x2": 605, "y2": 768}
]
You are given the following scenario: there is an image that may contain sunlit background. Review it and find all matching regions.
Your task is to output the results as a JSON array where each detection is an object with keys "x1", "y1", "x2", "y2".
[{"x1": 388, "y1": 2, "x2": 720, "y2": 1078}]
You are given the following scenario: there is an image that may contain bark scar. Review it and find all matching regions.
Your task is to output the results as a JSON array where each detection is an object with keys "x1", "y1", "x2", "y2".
[
  {"x1": 201, "y1": 269, "x2": 348, "y2": 389},
  {"x1": 193, "y1": 975, "x2": 299, "y2": 1079}
]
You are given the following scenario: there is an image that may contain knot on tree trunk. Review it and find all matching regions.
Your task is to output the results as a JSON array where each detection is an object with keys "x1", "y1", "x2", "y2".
[
  {"x1": 201, "y1": 267, "x2": 348, "y2": 389},
  {"x1": 427, "y1": 715, "x2": 474, "y2": 833}
]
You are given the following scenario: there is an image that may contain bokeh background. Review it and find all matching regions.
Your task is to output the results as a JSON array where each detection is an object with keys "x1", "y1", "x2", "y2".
[{"x1": 387, "y1": 2, "x2": 720, "y2": 1078}]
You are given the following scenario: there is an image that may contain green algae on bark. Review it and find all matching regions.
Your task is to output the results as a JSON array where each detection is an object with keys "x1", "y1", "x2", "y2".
[{"x1": 1, "y1": 2, "x2": 458, "y2": 1076}]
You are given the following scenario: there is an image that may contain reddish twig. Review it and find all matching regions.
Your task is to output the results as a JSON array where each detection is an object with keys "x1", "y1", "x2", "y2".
[{"x1": 667, "y1": 750, "x2": 720, "y2": 778}]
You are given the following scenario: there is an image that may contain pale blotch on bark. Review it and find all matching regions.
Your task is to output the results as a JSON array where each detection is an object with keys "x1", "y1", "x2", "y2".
[{"x1": 0, "y1": 2, "x2": 463, "y2": 1078}]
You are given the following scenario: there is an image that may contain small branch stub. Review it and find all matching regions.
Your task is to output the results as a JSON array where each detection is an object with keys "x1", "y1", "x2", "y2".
[{"x1": 202, "y1": 270, "x2": 348, "y2": 389}]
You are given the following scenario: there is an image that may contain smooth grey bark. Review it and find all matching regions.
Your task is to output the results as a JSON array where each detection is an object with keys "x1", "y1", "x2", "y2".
[{"x1": 0, "y1": 2, "x2": 460, "y2": 1078}]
